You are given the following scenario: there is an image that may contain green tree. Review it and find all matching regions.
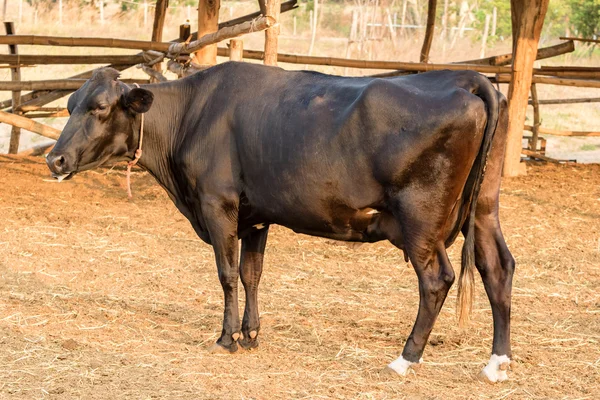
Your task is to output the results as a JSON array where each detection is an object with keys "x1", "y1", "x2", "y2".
[
  {"x1": 473, "y1": 0, "x2": 512, "y2": 41},
  {"x1": 569, "y1": 0, "x2": 600, "y2": 37}
]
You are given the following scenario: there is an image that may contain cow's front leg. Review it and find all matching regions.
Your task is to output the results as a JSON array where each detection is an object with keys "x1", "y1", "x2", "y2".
[
  {"x1": 239, "y1": 226, "x2": 269, "y2": 349},
  {"x1": 203, "y1": 196, "x2": 241, "y2": 353}
]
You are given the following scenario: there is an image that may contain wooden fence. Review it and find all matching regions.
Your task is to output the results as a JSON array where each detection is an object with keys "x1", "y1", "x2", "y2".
[{"x1": 0, "y1": 2, "x2": 599, "y2": 162}]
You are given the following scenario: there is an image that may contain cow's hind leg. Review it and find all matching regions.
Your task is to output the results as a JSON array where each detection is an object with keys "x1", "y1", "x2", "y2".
[
  {"x1": 238, "y1": 226, "x2": 269, "y2": 349},
  {"x1": 474, "y1": 214, "x2": 515, "y2": 383},
  {"x1": 203, "y1": 196, "x2": 242, "y2": 353},
  {"x1": 386, "y1": 241, "x2": 455, "y2": 376},
  {"x1": 473, "y1": 93, "x2": 514, "y2": 383}
]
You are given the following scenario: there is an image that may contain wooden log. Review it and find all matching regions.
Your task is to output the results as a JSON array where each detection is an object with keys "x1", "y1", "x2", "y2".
[
  {"x1": 18, "y1": 106, "x2": 66, "y2": 112},
  {"x1": 0, "y1": 109, "x2": 61, "y2": 140},
  {"x1": 23, "y1": 110, "x2": 70, "y2": 118},
  {"x1": 0, "y1": 35, "x2": 173, "y2": 52},
  {"x1": 521, "y1": 149, "x2": 561, "y2": 163},
  {"x1": 0, "y1": 79, "x2": 149, "y2": 91},
  {"x1": 462, "y1": 40, "x2": 574, "y2": 66},
  {"x1": 528, "y1": 97, "x2": 600, "y2": 105},
  {"x1": 539, "y1": 65, "x2": 600, "y2": 72},
  {"x1": 420, "y1": 0, "x2": 437, "y2": 63},
  {"x1": 503, "y1": 0, "x2": 549, "y2": 177},
  {"x1": 194, "y1": 0, "x2": 221, "y2": 67},
  {"x1": 533, "y1": 70, "x2": 600, "y2": 79},
  {"x1": 523, "y1": 125, "x2": 600, "y2": 137},
  {"x1": 229, "y1": 39, "x2": 243, "y2": 61},
  {"x1": 0, "y1": 54, "x2": 146, "y2": 65},
  {"x1": 169, "y1": 16, "x2": 275, "y2": 57},
  {"x1": 264, "y1": 0, "x2": 281, "y2": 66},
  {"x1": 496, "y1": 74, "x2": 600, "y2": 88},
  {"x1": 151, "y1": 0, "x2": 168, "y2": 80},
  {"x1": 5, "y1": 22, "x2": 21, "y2": 154},
  {"x1": 530, "y1": 83, "x2": 540, "y2": 152},
  {"x1": 559, "y1": 36, "x2": 600, "y2": 44}
]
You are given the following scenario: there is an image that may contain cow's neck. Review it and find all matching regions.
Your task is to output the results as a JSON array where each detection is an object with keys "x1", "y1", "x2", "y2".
[{"x1": 134, "y1": 81, "x2": 191, "y2": 198}]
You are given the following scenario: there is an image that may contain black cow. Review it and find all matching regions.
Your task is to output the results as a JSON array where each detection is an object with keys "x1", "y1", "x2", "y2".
[{"x1": 46, "y1": 63, "x2": 514, "y2": 382}]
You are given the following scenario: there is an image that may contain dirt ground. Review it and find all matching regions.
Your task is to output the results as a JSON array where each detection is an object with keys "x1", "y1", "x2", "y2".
[{"x1": 0, "y1": 156, "x2": 598, "y2": 399}]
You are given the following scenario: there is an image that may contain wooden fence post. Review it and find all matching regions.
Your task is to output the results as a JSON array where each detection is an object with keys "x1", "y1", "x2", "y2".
[
  {"x1": 151, "y1": 0, "x2": 169, "y2": 81},
  {"x1": 194, "y1": 0, "x2": 221, "y2": 67},
  {"x1": 229, "y1": 39, "x2": 243, "y2": 61},
  {"x1": 180, "y1": 21, "x2": 191, "y2": 42},
  {"x1": 5, "y1": 22, "x2": 21, "y2": 154},
  {"x1": 530, "y1": 83, "x2": 541, "y2": 152},
  {"x1": 264, "y1": 0, "x2": 280, "y2": 66},
  {"x1": 420, "y1": 0, "x2": 437, "y2": 63},
  {"x1": 503, "y1": 0, "x2": 549, "y2": 177}
]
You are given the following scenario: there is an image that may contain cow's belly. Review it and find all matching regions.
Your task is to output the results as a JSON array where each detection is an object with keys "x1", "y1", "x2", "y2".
[{"x1": 244, "y1": 195, "x2": 402, "y2": 245}]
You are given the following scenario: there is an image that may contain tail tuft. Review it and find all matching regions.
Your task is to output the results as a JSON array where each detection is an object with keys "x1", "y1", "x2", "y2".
[{"x1": 457, "y1": 232, "x2": 475, "y2": 328}]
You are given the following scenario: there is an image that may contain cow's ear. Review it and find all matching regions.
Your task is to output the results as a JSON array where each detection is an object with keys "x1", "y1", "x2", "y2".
[{"x1": 123, "y1": 88, "x2": 154, "y2": 113}]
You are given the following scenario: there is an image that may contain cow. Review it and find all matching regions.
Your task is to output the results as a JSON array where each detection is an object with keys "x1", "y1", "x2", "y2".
[{"x1": 46, "y1": 63, "x2": 514, "y2": 383}]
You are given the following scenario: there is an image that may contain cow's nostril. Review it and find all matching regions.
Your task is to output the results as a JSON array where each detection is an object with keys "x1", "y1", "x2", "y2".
[{"x1": 53, "y1": 155, "x2": 65, "y2": 170}]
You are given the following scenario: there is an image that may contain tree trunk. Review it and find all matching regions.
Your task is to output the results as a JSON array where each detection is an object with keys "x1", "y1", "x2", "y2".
[{"x1": 503, "y1": 0, "x2": 549, "y2": 177}]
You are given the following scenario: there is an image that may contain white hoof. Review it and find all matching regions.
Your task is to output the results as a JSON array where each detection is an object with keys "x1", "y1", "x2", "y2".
[
  {"x1": 479, "y1": 354, "x2": 510, "y2": 383},
  {"x1": 385, "y1": 356, "x2": 422, "y2": 376}
]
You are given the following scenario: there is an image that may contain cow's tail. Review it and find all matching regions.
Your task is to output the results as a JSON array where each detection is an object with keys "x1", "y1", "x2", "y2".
[{"x1": 457, "y1": 74, "x2": 500, "y2": 328}]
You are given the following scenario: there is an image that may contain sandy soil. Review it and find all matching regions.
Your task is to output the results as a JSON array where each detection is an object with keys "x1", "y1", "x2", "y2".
[{"x1": 0, "y1": 156, "x2": 599, "y2": 399}]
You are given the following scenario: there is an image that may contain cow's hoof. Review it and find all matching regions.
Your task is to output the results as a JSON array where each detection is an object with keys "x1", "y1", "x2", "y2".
[
  {"x1": 238, "y1": 336, "x2": 259, "y2": 350},
  {"x1": 207, "y1": 341, "x2": 238, "y2": 354},
  {"x1": 383, "y1": 356, "x2": 422, "y2": 377},
  {"x1": 478, "y1": 354, "x2": 510, "y2": 384}
]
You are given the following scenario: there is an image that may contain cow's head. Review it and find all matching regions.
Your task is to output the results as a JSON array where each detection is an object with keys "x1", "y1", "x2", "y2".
[{"x1": 46, "y1": 67, "x2": 154, "y2": 181}]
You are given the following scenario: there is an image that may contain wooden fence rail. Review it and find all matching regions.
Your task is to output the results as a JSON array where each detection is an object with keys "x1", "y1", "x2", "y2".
[
  {"x1": 0, "y1": 110, "x2": 61, "y2": 140},
  {"x1": 524, "y1": 125, "x2": 600, "y2": 137},
  {"x1": 462, "y1": 41, "x2": 574, "y2": 66},
  {"x1": 0, "y1": 16, "x2": 274, "y2": 56},
  {"x1": 496, "y1": 74, "x2": 600, "y2": 88},
  {"x1": 528, "y1": 97, "x2": 600, "y2": 105},
  {"x1": 0, "y1": 79, "x2": 148, "y2": 91},
  {"x1": 0, "y1": 54, "x2": 146, "y2": 65}
]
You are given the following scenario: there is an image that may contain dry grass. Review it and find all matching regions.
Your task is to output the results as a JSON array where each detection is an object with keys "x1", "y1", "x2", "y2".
[{"x1": 0, "y1": 157, "x2": 598, "y2": 399}]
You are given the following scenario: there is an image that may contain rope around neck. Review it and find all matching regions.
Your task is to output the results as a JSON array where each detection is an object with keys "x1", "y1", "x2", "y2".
[{"x1": 126, "y1": 83, "x2": 144, "y2": 198}]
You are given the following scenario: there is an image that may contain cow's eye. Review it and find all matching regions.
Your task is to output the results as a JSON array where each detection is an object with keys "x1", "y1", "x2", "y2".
[{"x1": 92, "y1": 104, "x2": 109, "y2": 115}]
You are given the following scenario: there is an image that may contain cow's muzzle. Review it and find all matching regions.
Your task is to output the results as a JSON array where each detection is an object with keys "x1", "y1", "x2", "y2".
[{"x1": 46, "y1": 153, "x2": 75, "y2": 181}]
